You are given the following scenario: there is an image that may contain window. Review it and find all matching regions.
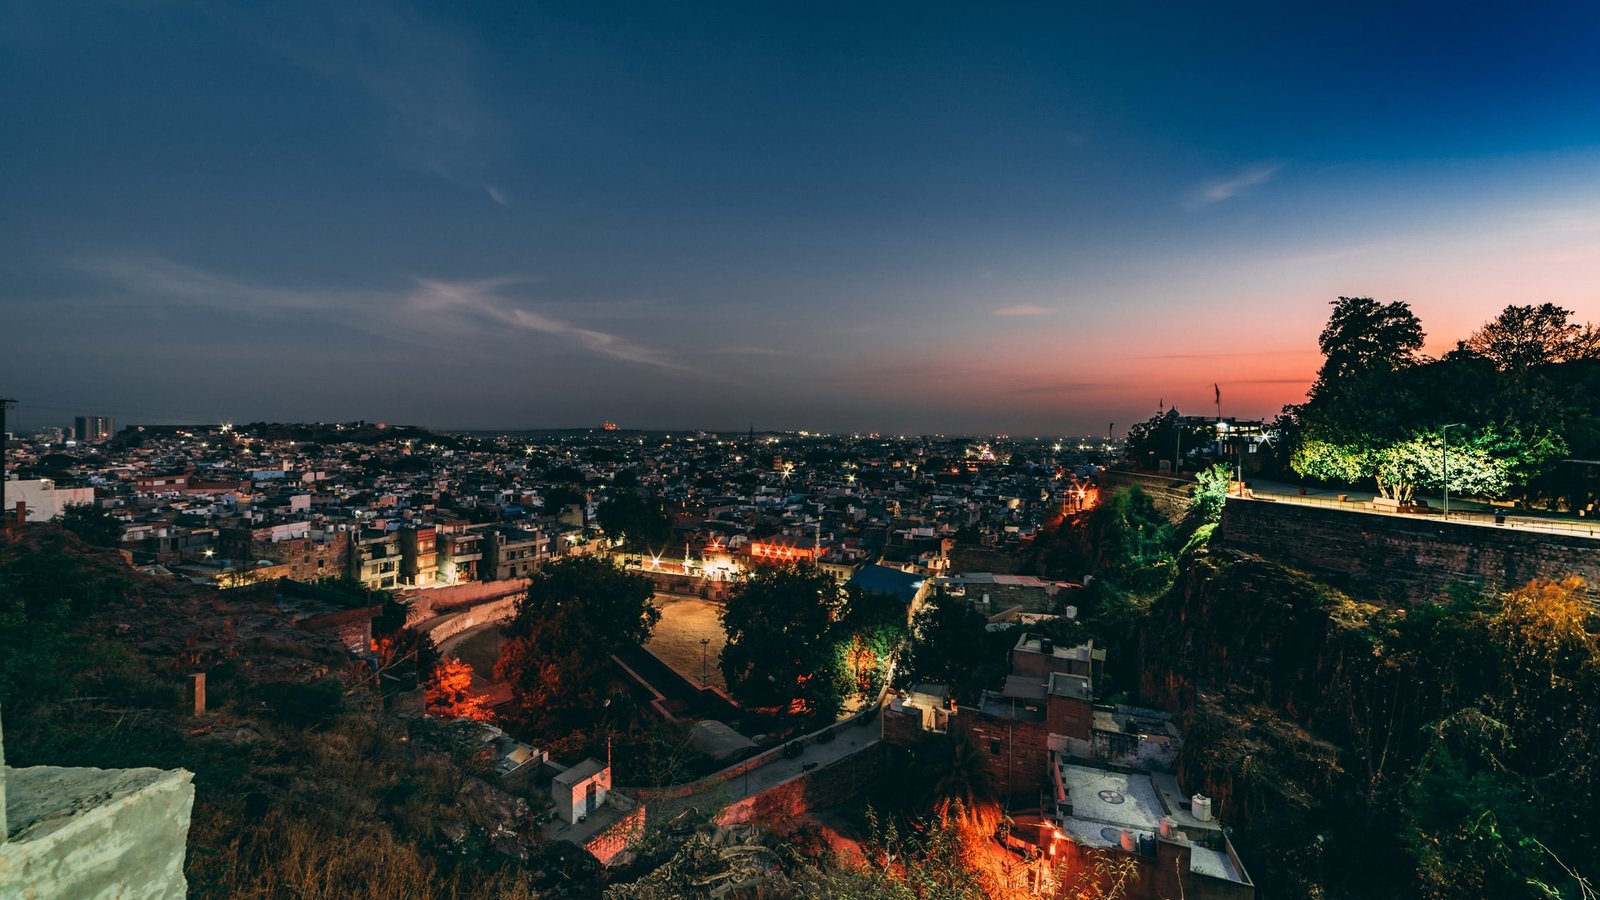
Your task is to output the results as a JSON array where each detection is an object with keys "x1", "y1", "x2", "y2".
[{"x1": 989, "y1": 738, "x2": 1002, "y2": 756}]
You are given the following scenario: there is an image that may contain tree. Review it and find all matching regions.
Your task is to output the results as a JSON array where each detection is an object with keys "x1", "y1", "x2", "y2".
[
  {"x1": 720, "y1": 563, "x2": 845, "y2": 718},
  {"x1": 425, "y1": 657, "x2": 495, "y2": 721},
  {"x1": 907, "y1": 591, "x2": 1011, "y2": 704},
  {"x1": 494, "y1": 556, "x2": 658, "y2": 737},
  {"x1": 1292, "y1": 428, "x2": 1511, "y2": 504},
  {"x1": 1311, "y1": 296, "x2": 1425, "y2": 400},
  {"x1": 1466, "y1": 303, "x2": 1592, "y2": 371},
  {"x1": 595, "y1": 491, "x2": 672, "y2": 550},
  {"x1": 52, "y1": 503, "x2": 123, "y2": 547},
  {"x1": 833, "y1": 587, "x2": 909, "y2": 703}
]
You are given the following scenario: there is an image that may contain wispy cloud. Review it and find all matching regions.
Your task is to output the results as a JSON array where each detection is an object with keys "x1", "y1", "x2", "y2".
[
  {"x1": 209, "y1": 3, "x2": 508, "y2": 204},
  {"x1": 1185, "y1": 162, "x2": 1281, "y2": 210},
  {"x1": 994, "y1": 305, "x2": 1050, "y2": 317},
  {"x1": 76, "y1": 256, "x2": 695, "y2": 372}
]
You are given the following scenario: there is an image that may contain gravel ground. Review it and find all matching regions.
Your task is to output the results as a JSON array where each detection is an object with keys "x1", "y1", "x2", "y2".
[{"x1": 646, "y1": 594, "x2": 728, "y2": 690}]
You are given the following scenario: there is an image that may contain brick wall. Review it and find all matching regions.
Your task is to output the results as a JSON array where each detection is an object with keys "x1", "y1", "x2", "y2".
[
  {"x1": 952, "y1": 711, "x2": 1050, "y2": 802},
  {"x1": 1216, "y1": 497, "x2": 1600, "y2": 606}
]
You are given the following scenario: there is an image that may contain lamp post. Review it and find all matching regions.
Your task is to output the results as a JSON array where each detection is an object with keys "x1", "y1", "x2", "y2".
[
  {"x1": 700, "y1": 637, "x2": 710, "y2": 685},
  {"x1": 1441, "y1": 423, "x2": 1465, "y2": 519}
]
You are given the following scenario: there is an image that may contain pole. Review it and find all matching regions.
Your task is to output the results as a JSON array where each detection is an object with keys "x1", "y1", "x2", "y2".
[
  {"x1": 0, "y1": 397, "x2": 14, "y2": 523},
  {"x1": 1441, "y1": 424, "x2": 1464, "y2": 519}
]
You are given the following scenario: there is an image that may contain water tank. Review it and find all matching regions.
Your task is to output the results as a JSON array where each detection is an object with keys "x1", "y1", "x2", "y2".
[
  {"x1": 1159, "y1": 817, "x2": 1177, "y2": 838},
  {"x1": 1119, "y1": 829, "x2": 1135, "y2": 852},
  {"x1": 1192, "y1": 794, "x2": 1213, "y2": 822}
]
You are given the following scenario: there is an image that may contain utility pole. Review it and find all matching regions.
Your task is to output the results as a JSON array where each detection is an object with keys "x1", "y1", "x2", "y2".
[
  {"x1": 1441, "y1": 424, "x2": 1464, "y2": 519},
  {"x1": 0, "y1": 397, "x2": 15, "y2": 523}
]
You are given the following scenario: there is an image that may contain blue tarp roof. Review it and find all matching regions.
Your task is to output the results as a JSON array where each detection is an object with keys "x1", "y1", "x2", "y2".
[{"x1": 848, "y1": 564, "x2": 924, "y2": 605}]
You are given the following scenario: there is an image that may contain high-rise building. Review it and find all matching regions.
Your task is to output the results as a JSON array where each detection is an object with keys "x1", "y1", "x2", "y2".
[{"x1": 74, "y1": 415, "x2": 114, "y2": 443}]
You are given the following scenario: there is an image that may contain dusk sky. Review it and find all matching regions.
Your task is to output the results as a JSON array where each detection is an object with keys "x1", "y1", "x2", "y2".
[{"x1": 6, "y1": 2, "x2": 1600, "y2": 436}]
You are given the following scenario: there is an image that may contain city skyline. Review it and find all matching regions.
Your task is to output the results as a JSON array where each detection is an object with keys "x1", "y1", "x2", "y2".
[{"x1": 6, "y1": 2, "x2": 1600, "y2": 434}]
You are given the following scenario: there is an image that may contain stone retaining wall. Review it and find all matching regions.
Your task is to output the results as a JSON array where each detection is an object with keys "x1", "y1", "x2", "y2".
[
  {"x1": 1102, "y1": 470, "x2": 1196, "y2": 522},
  {"x1": 1216, "y1": 496, "x2": 1600, "y2": 606}
]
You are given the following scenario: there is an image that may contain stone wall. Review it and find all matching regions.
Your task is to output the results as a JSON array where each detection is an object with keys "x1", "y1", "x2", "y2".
[
  {"x1": 1, "y1": 765, "x2": 195, "y2": 899},
  {"x1": 420, "y1": 596, "x2": 520, "y2": 645},
  {"x1": 1101, "y1": 470, "x2": 1195, "y2": 523},
  {"x1": 400, "y1": 579, "x2": 530, "y2": 625},
  {"x1": 1216, "y1": 497, "x2": 1600, "y2": 606},
  {"x1": 715, "y1": 741, "x2": 886, "y2": 827}
]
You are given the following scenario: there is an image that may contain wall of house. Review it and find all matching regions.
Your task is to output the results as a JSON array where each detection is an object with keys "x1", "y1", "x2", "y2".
[
  {"x1": 952, "y1": 711, "x2": 1050, "y2": 802},
  {"x1": 1216, "y1": 497, "x2": 1600, "y2": 606}
]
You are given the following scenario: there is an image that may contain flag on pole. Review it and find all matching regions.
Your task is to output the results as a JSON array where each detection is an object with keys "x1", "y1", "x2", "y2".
[{"x1": 1213, "y1": 383, "x2": 1220, "y2": 405}]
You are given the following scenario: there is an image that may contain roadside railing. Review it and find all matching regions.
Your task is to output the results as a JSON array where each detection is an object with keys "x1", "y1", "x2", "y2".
[{"x1": 1245, "y1": 491, "x2": 1600, "y2": 540}]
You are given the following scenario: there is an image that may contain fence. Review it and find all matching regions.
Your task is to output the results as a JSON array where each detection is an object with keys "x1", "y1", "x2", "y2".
[{"x1": 1248, "y1": 490, "x2": 1600, "y2": 541}]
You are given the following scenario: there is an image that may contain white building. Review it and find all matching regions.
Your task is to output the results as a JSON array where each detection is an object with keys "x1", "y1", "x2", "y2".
[{"x1": 6, "y1": 478, "x2": 96, "y2": 522}]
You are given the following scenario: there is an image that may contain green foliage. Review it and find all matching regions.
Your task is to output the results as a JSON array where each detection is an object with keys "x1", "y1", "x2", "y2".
[
  {"x1": 1294, "y1": 428, "x2": 1515, "y2": 503},
  {"x1": 720, "y1": 563, "x2": 846, "y2": 718},
  {"x1": 1404, "y1": 710, "x2": 1565, "y2": 900},
  {"x1": 494, "y1": 555, "x2": 658, "y2": 738},
  {"x1": 52, "y1": 502, "x2": 124, "y2": 546},
  {"x1": 1191, "y1": 463, "x2": 1231, "y2": 523},
  {"x1": 833, "y1": 586, "x2": 910, "y2": 703}
]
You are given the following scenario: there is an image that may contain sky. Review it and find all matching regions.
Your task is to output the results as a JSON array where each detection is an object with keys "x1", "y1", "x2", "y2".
[{"x1": 6, "y1": 2, "x2": 1600, "y2": 436}]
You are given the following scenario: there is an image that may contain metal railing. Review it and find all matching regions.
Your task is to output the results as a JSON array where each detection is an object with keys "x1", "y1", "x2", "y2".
[{"x1": 1244, "y1": 491, "x2": 1600, "y2": 540}]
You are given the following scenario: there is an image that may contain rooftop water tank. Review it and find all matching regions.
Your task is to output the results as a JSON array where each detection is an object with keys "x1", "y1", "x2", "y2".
[{"x1": 1192, "y1": 793, "x2": 1213, "y2": 822}]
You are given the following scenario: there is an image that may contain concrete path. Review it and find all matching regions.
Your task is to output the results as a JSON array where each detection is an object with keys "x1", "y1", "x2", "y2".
[
  {"x1": 642, "y1": 714, "x2": 883, "y2": 824},
  {"x1": 1245, "y1": 479, "x2": 1600, "y2": 540}
]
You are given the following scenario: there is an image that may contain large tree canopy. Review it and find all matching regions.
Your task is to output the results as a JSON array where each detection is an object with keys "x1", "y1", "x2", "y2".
[
  {"x1": 494, "y1": 555, "x2": 658, "y2": 737},
  {"x1": 720, "y1": 563, "x2": 846, "y2": 718},
  {"x1": 1312, "y1": 296, "x2": 1426, "y2": 400},
  {"x1": 1288, "y1": 299, "x2": 1576, "y2": 505},
  {"x1": 595, "y1": 491, "x2": 672, "y2": 550},
  {"x1": 1465, "y1": 303, "x2": 1599, "y2": 371}
]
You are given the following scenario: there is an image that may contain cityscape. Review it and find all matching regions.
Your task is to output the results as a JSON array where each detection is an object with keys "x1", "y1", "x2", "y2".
[{"x1": 6, "y1": 3, "x2": 1600, "y2": 900}]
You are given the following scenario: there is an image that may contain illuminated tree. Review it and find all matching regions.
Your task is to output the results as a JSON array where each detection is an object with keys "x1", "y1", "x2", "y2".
[
  {"x1": 1292, "y1": 429, "x2": 1511, "y2": 504},
  {"x1": 832, "y1": 586, "x2": 909, "y2": 703},
  {"x1": 425, "y1": 657, "x2": 495, "y2": 721},
  {"x1": 1190, "y1": 463, "x2": 1232, "y2": 523}
]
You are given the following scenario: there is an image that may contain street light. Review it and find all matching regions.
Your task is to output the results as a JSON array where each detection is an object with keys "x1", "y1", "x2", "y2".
[
  {"x1": 700, "y1": 637, "x2": 711, "y2": 685},
  {"x1": 1441, "y1": 423, "x2": 1465, "y2": 519}
]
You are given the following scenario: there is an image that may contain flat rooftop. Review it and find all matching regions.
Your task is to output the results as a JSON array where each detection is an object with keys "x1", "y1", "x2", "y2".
[{"x1": 1055, "y1": 761, "x2": 1249, "y2": 887}]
